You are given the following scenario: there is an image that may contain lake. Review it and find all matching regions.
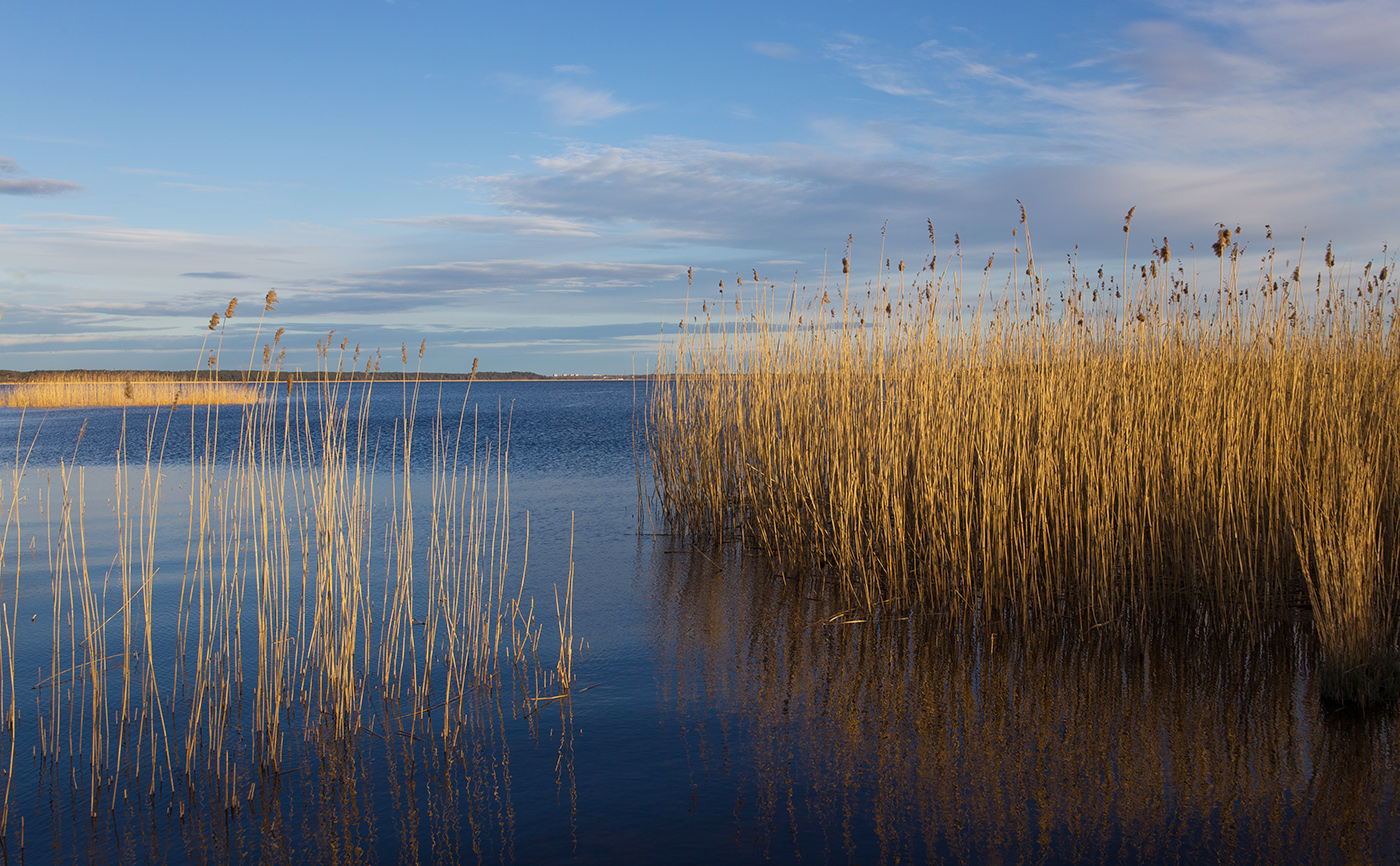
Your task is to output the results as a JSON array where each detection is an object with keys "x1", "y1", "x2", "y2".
[{"x1": 0, "y1": 380, "x2": 1395, "y2": 864}]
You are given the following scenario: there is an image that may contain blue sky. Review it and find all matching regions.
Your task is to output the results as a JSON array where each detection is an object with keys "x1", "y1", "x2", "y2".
[{"x1": 2, "y1": 0, "x2": 1397, "y2": 374}]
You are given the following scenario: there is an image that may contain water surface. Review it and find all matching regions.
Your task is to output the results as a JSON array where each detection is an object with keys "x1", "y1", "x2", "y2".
[{"x1": 0, "y1": 381, "x2": 1394, "y2": 864}]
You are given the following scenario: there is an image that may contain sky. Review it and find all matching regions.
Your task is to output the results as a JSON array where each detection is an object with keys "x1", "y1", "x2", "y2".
[{"x1": 2, "y1": 0, "x2": 1398, "y2": 375}]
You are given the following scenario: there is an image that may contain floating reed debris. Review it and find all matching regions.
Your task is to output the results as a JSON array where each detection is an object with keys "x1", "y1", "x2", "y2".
[{"x1": 647, "y1": 216, "x2": 1400, "y2": 708}]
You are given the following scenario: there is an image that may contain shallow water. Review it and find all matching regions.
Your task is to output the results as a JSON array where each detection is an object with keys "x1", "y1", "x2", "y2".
[{"x1": 0, "y1": 381, "x2": 1395, "y2": 864}]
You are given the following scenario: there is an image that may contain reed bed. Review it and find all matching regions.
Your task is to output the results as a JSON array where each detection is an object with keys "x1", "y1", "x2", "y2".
[
  {"x1": 0, "y1": 372, "x2": 261, "y2": 408},
  {"x1": 648, "y1": 215, "x2": 1400, "y2": 707},
  {"x1": 0, "y1": 292, "x2": 577, "y2": 841}
]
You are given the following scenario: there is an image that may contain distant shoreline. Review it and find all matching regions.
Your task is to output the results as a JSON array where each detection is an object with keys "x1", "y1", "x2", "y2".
[{"x1": 0, "y1": 369, "x2": 656, "y2": 384}]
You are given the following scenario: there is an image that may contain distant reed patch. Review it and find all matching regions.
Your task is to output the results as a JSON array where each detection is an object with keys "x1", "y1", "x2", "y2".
[{"x1": 0, "y1": 372, "x2": 261, "y2": 408}]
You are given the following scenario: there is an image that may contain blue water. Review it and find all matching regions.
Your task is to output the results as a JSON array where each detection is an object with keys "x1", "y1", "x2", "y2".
[{"x1": 0, "y1": 381, "x2": 1395, "y2": 864}]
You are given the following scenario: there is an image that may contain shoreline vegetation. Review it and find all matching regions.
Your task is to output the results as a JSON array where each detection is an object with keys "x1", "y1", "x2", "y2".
[
  {"x1": 0, "y1": 369, "x2": 649, "y2": 409},
  {"x1": 0, "y1": 369, "x2": 555, "y2": 383},
  {"x1": 647, "y1": 213, "x2": 1400, "y2": 710},
  {"x1": 0, "y1": 291, "x2": 580, "y2": 839}
]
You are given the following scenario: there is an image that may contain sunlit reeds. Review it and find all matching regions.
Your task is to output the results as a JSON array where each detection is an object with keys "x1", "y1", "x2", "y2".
[
  {"x1": 0, "y1": 372, "x2": 261, "y2": 408},
  {"x1": 0, "y1": 290, "x2": 579, "y2": 838},
  {"x1": 648, "y1": 215, "x2": 1400, "y2": 707}
]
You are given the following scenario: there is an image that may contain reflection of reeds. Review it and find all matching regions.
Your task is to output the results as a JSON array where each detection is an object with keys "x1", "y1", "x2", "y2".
[
  {"x1": 648, "y1": 219, "x2": 1400, "y2": 704},
  {"x1": 655, "y1": 546, "x2": 1400, "y2": 863}
]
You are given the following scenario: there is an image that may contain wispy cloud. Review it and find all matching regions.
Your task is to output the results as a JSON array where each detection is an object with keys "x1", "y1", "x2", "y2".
[
  {"x1": 747, "y1": 41, "x2": 798, "y2": 60},
  {"x1": 825, "y1": 34, "x2": 931, "y2": 97},
  {"x1": 552, "y1": 64, "x2": 592, "y2": 75},
  {"x1": 114, "y1": 166, "x2": 188, "y2": 177},
  {"x1": 372, "y1": 213, "x2": 600, "y2": 237},
  {"x1": 540, "y1": 82, "x2": 637, "y2": 125},
  {"x1": 21, "y1": 212, "x2": 114, "y2": 223},
  {"x1": 159, "y1": 181, "x2": 242, "y2": 194},
  {"x1": 0, "y1": 155, "x2": 85, "y2": 196},
  {"x1": 181, "y1": 271, "x2": 256, "y2": 280},
  {"x1": 335, "y1": 259, "x2": 687, "y2": 303}
]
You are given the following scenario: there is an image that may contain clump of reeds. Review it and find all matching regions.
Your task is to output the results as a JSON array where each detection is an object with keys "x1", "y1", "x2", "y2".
[{"x1": 647, "y1": 215, "x2": 1400, "y2": 708}]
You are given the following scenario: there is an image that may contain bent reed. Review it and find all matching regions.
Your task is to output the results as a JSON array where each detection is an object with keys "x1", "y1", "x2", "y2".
[{"x1": 648, "y1": 213, "x2": 1400, "y2": 708}]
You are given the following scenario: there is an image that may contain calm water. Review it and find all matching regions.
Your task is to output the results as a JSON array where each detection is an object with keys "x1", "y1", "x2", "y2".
[{"x1": 0, "y1": 380, "x2": 1395, "y2": 864}]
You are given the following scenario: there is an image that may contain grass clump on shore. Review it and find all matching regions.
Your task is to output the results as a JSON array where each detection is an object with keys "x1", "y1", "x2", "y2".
[{"x1": 647, "y1": 213, "x2": 1400, "y2": 708}]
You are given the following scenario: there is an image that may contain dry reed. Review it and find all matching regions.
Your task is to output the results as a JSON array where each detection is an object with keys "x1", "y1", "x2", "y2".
[
  {"x1": 648, "y1": 215, "x2": 1400, "y2": 707},
  {"x1": 0, "y1": 290, "x2": 577, "y2": 839},
  {"x1": 0, "y1": 372, "x2": 261, "y2": 409}
]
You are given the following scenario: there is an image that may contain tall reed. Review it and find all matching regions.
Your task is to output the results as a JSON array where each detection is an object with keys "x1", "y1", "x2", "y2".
[
  {"x1": 0, "y1": 290, "x2": 577, "y2": 840},
  {"x1": 648, "y1": 216, "x2": 1400, "y2": 706}
]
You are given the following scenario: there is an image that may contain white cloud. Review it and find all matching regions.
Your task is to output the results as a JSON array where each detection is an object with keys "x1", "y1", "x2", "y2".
[{"x1": 540, "y1": 82, "x2": 637, "y2": 125}]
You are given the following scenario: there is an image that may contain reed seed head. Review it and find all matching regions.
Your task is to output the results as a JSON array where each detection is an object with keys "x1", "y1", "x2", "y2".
[
  {"x1": 209, "y1": 313, "x2": 220, "y2": 331},
  {"x1": 264, "y1": 289, "x2": 278, "y2": 310},
  {"x1": 225, "y1": 298, "x2": 238, "y2": 318}
]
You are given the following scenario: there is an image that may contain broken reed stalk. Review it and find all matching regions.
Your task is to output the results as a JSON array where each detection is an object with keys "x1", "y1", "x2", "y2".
[{"x1": 648, "y1": 219, "x2": 1400, "y2": 707}]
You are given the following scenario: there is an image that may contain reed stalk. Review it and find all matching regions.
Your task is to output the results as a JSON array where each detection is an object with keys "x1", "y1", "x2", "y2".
[{"x1": 649, "y1": 219, "x2": 1400, "y2": 707}]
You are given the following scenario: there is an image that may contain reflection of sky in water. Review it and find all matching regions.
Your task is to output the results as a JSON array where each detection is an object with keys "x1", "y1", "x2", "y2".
[{"x1": 0, "y1": 382, "x2": 1395, "y2": 863}]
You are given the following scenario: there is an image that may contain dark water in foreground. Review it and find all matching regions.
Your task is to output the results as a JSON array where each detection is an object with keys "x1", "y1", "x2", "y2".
[{"x1": 0, "y1": 381, "x2": 1395, "y2": 864}]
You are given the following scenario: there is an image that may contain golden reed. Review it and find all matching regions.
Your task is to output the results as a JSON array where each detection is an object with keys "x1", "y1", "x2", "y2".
[
  {"x1": 647, "y1": 214, "x2": 1400, "y2": 707},
  {"x1": 0, "y1": 291, "x2": 576, "y2": 837}
]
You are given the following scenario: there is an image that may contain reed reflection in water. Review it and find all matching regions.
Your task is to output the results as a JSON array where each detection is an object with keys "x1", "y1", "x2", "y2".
[
  {"x1": 27, "y1": 686, "x2": 577, "y2": 863},
  {"x1": 653, "y1": 544, "x2": 1400, "y2": 864}
]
